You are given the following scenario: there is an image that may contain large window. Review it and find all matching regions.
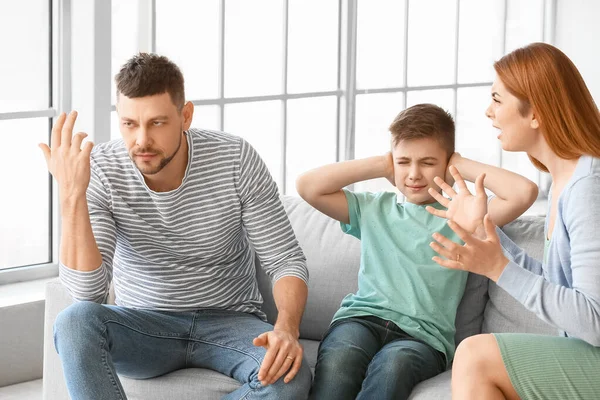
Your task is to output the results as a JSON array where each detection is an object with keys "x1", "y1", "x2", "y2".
[
  {"x1": 0, "y1": 0, "x2": 54, "y2": 271},
  {"x1": 111, "y1": 0, "x2": 340, "y2": 195},
  {"x1": 111, "y1": 0, "x2": 550, "y2": 198},
  {"x1": 0, "y1": 0, "x2": 552, "y2": 273}
]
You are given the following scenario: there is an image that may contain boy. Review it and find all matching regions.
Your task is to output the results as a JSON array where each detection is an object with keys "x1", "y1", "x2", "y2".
[{"x1": 296, "y1": 103, "x2": 538, "y2": 400}]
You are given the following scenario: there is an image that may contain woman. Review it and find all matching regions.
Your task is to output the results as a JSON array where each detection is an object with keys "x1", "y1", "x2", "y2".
[{"x1": 427, "y1": 42, "x2": 600, "y2": 399}]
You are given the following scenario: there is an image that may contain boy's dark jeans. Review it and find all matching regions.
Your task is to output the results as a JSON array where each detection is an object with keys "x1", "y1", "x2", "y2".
[{"x1": 310, "y1": 315, "x2": 446, "y2": 400}]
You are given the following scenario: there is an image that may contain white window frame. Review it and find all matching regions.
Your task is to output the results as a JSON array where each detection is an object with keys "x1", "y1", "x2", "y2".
[{"x1": 0, "y1": 0, "x2": 556, "y2": 281}]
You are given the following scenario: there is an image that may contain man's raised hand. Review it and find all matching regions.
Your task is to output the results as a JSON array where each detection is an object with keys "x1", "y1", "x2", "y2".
[{"x1": 39, "y1": 111, "x2": 94, "y2": 204}]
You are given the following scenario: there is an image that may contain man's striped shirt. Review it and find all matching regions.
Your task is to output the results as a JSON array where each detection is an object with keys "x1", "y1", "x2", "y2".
[{"x1": 59, "y1": 128, "x2": 308, "y2": 319}]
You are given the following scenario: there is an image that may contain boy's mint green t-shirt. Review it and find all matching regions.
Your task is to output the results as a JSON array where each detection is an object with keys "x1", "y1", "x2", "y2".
[{"x1": 333, "y1": 190, "x2": 469, "y2": 362}]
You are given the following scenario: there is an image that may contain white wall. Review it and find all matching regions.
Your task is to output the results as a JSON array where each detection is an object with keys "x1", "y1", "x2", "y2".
[{"x1": 555, "y1": 0, "x2": 600, "y2": 103}]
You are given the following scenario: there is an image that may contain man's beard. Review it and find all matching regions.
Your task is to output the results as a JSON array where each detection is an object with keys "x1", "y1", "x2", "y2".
[{"x1": 131, "y1": 132, "x2": 183, "y2": 175}]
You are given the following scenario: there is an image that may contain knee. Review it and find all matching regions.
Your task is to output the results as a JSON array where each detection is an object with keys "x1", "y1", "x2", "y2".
[
  {"x1": 453, "y1": 334, "x2": 495, "y2": 375},
  {"x1": 54, "y1": 301, "x2": 105, "y2": 351},
  {"x1": 375, "y1": 348, "x2": 427, "y2": 377},
  {"x1": 275, "y1": 360, "x2": 312, "y2": 400},
  {"x1": 316, "y1": 342, "x2": 363, "y2": 374}
]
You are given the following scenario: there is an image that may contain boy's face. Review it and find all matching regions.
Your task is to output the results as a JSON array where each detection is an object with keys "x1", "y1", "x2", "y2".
[{"x1": 392, "y1": 137, "x2": 448, "y2": 205}]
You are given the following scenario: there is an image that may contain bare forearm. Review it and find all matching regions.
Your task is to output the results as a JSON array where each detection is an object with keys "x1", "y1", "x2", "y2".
[
  {"x1": 60, "y1": 196, "x2": 102, "y2": 271},
  {"x1": 452, "y1": 156, "x2": 538, "y2": 203},
  {"x1": 296, "y1": 155, "x2": 390, "y2": 198},
  {"x1": 272, "y1": 276, "x2": 308, "y2": 338}
]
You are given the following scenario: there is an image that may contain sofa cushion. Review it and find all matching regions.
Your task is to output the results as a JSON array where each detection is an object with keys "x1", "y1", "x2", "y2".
[
  {"x1": 482, "y1": 216, "x2": 556, "y2": 335},
  {"x1": 257, "y1": 196, "x2": 488, "y2": 344},
  {"x1": 408, "y1": 370, "x2": 452, "y2": 400}
]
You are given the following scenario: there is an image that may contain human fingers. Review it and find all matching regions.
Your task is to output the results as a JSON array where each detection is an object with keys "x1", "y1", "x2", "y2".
[
  {"x1": 432, "y1": 232, "x2": 462, "y2": 253},
  {"x1": 431, "y1": 256, "x2": 465, "y2": 270},
  {"x1": 50, "y1": 112, "x2": 66, "y2": 151},
  {"x1": 266, "y1": 347, "x2": 293, "y2": 385},
  {"x1": 71, "y1": 132, "x2": 88, "y2": 152},
  {"x1": 474, "y1": 173, "x2": 487, "y2": 198},
  {"x1": 427, "y1": 187, "x2": 450, "y2": 207},
  {"x1": 446, "y1": 220, "x2": 476, "y2": 245},
  {"x1": 61, "y1": 111, "x2": 78, "y2": 147},
  {"x1": 39, "y1": 143, "x2": 51, "y2": 167},
  {"x1": 257, "y1": 344, "x2": 278, "y2": 386},
  {"x1": 81, "y1": 141, "x2": 94, "y2": 158},
  {"x1": 264, "y1": 346, "x2": 291, "y2": 385},
  {"x1": 450, "y1": 165, "x2": 469, "y2": 193},
  {"x1": 433, "y1": 176, "x2": 457, "y2": 198},
  {"x1": 284, "y1": 352, "x2": 303, "y2": 384},
  {"x1": 425, "y1": 205, "x2": 447, "y2": 219},
  {"x1": 484, "y1": 214, "x2": 498, "y2": 241},
  {"x1": 253, "y1": 332, "x2": 268, "y2": 348},
  {"x1": 429, "y1": 240, "x2": 456, "y2": 261}
]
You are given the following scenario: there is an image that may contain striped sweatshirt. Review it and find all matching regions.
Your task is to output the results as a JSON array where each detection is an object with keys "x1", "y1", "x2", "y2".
[{"x1": 59, "y1": 128, "x2": 308, "y2": 320}]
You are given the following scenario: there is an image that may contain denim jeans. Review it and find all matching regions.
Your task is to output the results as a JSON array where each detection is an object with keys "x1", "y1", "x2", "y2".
[
  {"x1": 53, "y1": 301, "x2": 311, "y2": 400},
  {"x1": 309, "y1": 316, "x2": 446, "y2": 400}
]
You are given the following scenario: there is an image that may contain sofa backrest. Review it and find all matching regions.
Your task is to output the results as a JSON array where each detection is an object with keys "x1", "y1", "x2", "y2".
[{"x1": 256, "y1": 196, "x2": 489, "y2": 343}]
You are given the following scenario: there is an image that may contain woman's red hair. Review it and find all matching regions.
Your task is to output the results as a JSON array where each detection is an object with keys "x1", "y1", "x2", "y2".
[{"x1": 494, "y1": 42, "x2": 600, "y2": 171}]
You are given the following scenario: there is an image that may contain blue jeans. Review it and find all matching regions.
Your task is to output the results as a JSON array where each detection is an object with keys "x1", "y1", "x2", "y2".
[
  {"x1": 53, "y1": 302, "x2": 311, "y2": 400},
  {"x1": 309, "y1": 316, "x2": 446, "y2": 400}
]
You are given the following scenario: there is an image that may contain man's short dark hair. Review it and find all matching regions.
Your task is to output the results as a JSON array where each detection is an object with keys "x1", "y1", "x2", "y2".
[
  {"x1": 115, "y1": 53, "x2": 185, "y2": 110},
  {"x1": 389, "y1": 103, "x2": 455, "y2": 159}
]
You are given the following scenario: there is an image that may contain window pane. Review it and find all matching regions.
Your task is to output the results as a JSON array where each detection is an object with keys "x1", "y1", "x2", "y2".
[
  {"x1": 0, "y1": 0, "x2": 49, "y2": 112},
  {"x1": 286, "y1": 97, "x2": 337, "y2": 195},
  {"x1": 225, "y1": 1, "x2": 284, "y2": 97},
  {"x1": 457, "y1": 0, "x2": 504, "y2": 83},
  {"x1": 356, "y1": 0, "x2": 406, "y2": 89},
  {"x1": 406, "y1": 89, "x2": 455, "y2": 117},
  {"x1": 224, "y1": 101, "x2": 283, "y2": 189},
  {"x1": 0, "y1": 118, "x2": 50, "y2": 269},
  {"x1": 354, "y1": 93, "x2": 404, "y2": 193},
  {"x1": 501, "y1": 151, "x2": 540, "y2": 186},
  {"x1": 111, "y1": 111, "x2": 121, "y2": 141},
  {"x1": 111, "y1": 0, "x2": 140, "y2": 105},
  {"x1": 287, "y1": 0, "x2": 339, "y2": 93},
  {"x1": 505, "y1": 0, "x2": 544, "y2": 52},
  {"x1": 407, "y1": 0, "x2": 457, "y2": 86},
  {"x1": 191, "y1": 105, "x2": 221, "y2": 132},
  {"x1": 156, "y1": 0, "x2": 220, "y2": 100},
  {"x1": 456, "y1": 86, "x2": 499, "y2": 165}
]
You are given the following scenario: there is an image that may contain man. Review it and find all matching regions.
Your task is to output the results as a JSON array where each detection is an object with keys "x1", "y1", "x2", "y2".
[{"x1": 40, "y1": 53, "x2": 311, "y2": 400}]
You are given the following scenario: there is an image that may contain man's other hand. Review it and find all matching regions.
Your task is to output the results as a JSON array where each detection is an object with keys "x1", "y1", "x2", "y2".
[{"x1": 253, "y1": 329, "x2": 304, "y2": 386}]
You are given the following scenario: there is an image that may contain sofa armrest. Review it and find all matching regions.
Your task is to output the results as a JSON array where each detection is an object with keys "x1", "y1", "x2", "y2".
[{"x1": 42, "y1": 278, "x2": 74, "y2": 400}]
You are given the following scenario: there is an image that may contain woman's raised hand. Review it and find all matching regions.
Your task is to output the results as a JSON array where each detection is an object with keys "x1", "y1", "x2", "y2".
[{"x1": 426, "y1": 165, "x2": 487, "y2": 234}]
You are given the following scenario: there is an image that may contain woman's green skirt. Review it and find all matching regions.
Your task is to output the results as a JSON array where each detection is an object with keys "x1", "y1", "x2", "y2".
[{"x1": 494, "y1": 333, "x2": 600, "y2": 399}]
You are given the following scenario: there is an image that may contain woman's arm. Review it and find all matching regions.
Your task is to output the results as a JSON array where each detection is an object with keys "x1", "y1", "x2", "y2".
[
  {"x1": 451, "y1": 154, "x2": 539, "y2": 227},
  {"x1": 496, "y1": 176, "x2": 600, "y2": 345}
]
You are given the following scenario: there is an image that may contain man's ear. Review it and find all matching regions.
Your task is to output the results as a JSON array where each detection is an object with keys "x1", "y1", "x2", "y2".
[{"x1": 182, "y1": 101, "x2": 194, "y2": 131}]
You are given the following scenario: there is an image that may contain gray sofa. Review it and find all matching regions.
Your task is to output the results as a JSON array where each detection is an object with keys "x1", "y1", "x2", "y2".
[{"x1": 43, "y1": 195, "x2": 556, "y2": 399}]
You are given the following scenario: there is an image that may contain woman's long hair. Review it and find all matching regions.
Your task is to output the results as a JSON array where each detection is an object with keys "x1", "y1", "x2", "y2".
[{"x1": 494, "y1": 42, "x2": 600, "y2": 171}]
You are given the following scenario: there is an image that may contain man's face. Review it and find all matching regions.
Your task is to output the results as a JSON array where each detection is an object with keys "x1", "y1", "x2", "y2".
[
  {"x1": 392, "y1": 137, "x2": 448, "y2": 205},
  {"x1": 117, "y1": 92, "x2": 190, "y2": 175}
]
